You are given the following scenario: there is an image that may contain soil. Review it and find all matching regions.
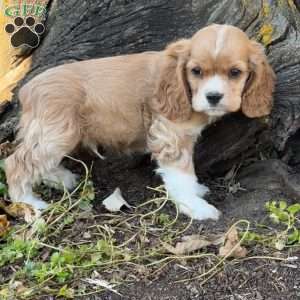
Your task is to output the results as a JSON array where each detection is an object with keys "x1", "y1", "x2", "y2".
[{"x1": 62, "y1": 152, "x2": 300, "y2": 300}]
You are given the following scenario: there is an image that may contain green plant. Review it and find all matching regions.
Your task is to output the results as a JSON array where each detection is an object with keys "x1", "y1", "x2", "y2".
[
  {"x1": 266, "y1": 201, "x2": 300, "y2": 249},
  {"x1": 244, "y1": 200, "x2": 300, "y2": 250},
  {"x1": 0, "y1": 238, "x2": 39, "y2": 267}
]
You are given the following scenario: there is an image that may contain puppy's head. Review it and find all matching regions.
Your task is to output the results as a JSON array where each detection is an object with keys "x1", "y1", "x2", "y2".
[{"x1": 152, "y1": 24, "x2": 275, "y2": 121}]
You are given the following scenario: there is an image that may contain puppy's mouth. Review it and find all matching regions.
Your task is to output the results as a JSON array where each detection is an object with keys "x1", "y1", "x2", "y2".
[{"x1": 204, "y1": 108, "x2": 227, "y2": 116}]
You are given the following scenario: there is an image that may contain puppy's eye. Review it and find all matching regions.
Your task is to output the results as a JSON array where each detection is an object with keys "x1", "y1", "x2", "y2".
[
  {"x1": 229, "y1": 68, "x2": 242, "y2": 78},
  {"x1": 191, "y1": 67, "x2": 202, "y2": 76}
]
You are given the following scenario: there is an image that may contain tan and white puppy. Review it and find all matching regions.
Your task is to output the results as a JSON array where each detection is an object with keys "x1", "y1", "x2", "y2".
[{"x1": 5, "y1": 24, "x2": 275, "y2": 220}]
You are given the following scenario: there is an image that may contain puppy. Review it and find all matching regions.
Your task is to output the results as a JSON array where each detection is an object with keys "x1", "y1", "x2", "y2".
[{"x1": 5, "y1": 24, "x2": 275, "y2": 220}]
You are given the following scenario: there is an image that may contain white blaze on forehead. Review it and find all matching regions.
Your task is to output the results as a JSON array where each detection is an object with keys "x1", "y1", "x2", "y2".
[
  {"x1": 203, "y1": 75, "x2": 225, "y2": 94},
  {"x1": 214, "y1": 26, "x2": 228, "y2": 57}
]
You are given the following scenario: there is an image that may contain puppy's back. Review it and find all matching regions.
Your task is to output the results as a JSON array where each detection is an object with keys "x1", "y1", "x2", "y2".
[
  {"x1": 20, "y1": 51, "x2": 162, "y2": 111},
  {"x1": 18, "y1": 51, "x2": 163, "y2": 151}
]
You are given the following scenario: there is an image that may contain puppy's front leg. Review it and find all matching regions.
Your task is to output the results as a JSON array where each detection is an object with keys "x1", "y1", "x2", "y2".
[{"x1": 148, "y1": 119, "x2": 220, "y2": 221}]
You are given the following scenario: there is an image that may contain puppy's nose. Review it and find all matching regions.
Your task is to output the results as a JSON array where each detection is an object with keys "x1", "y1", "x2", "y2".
[{"x1": 206, "y1": 92, "x2": 224, "y2": 106}]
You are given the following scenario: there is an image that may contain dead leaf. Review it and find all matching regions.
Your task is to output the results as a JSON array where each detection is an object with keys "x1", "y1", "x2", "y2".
[
  {"x1": 219, "y1": 226, "x2": 247, "y2": 258},
  {"x1": 0, "y1": 200, "x2": 40, "y2": 223},
  {"x1": 103, "y1": 188, "x2": 131, "y2": 212},
  {"x1": 0, "y1": 215, "x2": 10, "y2": 236},
  {"x1": 162, "y1": 234, "x2": 224, "y2": 255}
]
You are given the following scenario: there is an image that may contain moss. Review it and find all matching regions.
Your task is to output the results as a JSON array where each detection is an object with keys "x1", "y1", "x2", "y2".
[
  {"x1": 259, "y1": 24, "x2": 273, "y2": 46},
  {"x1": 262, "y1": 2, "x2": 271, "y2": 17},
  {"x1": 287, "y1": 0, "x2": 297, "y2": 9},
  {"x1": 278, "y1": 0, "x2": 297, "y2": 9}
]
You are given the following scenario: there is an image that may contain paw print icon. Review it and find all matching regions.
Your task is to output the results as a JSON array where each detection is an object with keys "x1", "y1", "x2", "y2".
[{"x1": 5, "y1": 16, "x2": 45, "y2": 48}]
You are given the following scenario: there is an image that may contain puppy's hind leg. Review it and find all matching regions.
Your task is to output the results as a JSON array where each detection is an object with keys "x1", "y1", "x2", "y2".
[
  {"x1": 5, "y1": 144, "x2": 49, "y2": 210},
  {"x1": 5, "y1": 117, "x2": 81, "y2": 210}
]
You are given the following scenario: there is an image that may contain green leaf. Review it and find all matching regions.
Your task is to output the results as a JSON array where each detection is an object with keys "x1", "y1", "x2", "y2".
[
  {"x1": 63, "y1": 215, "x2": 74, "y2": 225},
  {"x1": 58, "y1": 285, "x2": 74, "y2": 299},
  {"x1": 275, "y1": 239, "x2": 286, "y2": 250},
  {"x1": 62, "y1": 249, "x2": 77, "y2": 265},
  {"x1": 265, "y1": 201, "x2": 277, "y2": 212},
  {"x1": 56, "y1": 270, "x2": 71, "y2": 283},
  {"x1": 244, "y1": 232, "x2": 262, "y2": 242},
  {"x1": 268, "y1": 206, "x2": 289, "y2": 224},
  {"x1": 78, "y1": 199, "x2": 92, "y2": 211},
  {"x1": 32, "y1": 263, "x2": 49, "y2": 283},
  {"x1": 0, "y1": 239, "x2": 39, "y2": 267},
  {"x1": 157, "y1": 213, "x2": 171, "y2": 226},
  {"x1": 31, "y1": 218, "x2": 47, "y2": 235},
  {"x1": 287, "y1": 203, "x2": 300, "y2": 215},
  {"x1": 279, "y1": 201, "x2": 287, "y2": 210},
  {"x1": 50, "y1": 252, "x2": 62, "y2": 267},
  {"x1": 287, "y1": 228, "x2": 300, "y2": 245}
]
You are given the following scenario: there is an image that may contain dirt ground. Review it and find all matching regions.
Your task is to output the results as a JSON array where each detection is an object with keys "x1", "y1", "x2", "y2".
[
  {"x1": 1, "y1": 149, "x2": 300, "y2": 300},
  {"x1": 64, "y1": 152, "x2": 300, "y2": 300}
]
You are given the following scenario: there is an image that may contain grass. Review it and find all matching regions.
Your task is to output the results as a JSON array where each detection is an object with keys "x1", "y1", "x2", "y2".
[{"x1": 0, "y1": 158, "x2": 299, "y2": 299}]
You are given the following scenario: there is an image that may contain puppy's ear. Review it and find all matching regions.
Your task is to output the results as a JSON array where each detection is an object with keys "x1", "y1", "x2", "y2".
[
  {"x1": 150, "y1": 39, "x2": 192, "y2": 122},
  {"x1": 242, "y1": 41, "x2": 276, "y2": 118}
]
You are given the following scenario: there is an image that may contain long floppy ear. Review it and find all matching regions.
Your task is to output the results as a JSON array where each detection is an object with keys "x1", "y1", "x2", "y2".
[
  {"x1": 242, "y1": 41, "x2": 276, "y2": 118},
  {"x1": 150, "y1": 39, "x2": 192, "y2": 122}
]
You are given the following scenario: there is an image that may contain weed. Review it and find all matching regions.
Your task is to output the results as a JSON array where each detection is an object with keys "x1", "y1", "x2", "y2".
[{"x1": 243, "y1": 200, "x2": 300, "y2": 250}]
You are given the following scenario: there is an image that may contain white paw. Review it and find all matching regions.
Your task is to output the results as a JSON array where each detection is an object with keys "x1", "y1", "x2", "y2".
[
  {"x1": 179, "y1": 197, "x2": 221, "y2": 221},
  {"x1": 61, "y1": 172, "x2": 79, "y2": 191},
  {"x1": 20, "y1": 194, "x2": 49, "y2": 210},
  {"x1": 196, "y1": 183, "x2": 210, "y2": 197},
  {"x1": 191, "y1": 202, "x2": 220, "y2": 220},
  {"x1": 33, "y1": 199, "x2": 49, "y2": 210},
  {"x1": 43, "y1": 168, "x2": 79, "y2": 191}
]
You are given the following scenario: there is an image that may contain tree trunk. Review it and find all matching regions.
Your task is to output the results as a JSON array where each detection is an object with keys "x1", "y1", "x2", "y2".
[{"x1": 1, "y1": 0, "x2": 300, "y2": 178}]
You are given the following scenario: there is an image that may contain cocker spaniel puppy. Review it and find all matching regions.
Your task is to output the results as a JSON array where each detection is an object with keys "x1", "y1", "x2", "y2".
[{"x1": 5, "y1": 24, "x2": 275, "y2": 220}]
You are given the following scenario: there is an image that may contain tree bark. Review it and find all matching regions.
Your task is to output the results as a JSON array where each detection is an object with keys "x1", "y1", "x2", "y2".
[{"x1": 2, "y1": 0, "x2": 300, "y2": 176}]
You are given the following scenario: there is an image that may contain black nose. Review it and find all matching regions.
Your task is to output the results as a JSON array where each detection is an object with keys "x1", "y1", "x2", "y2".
[{"x1": 206, "y1": 92, "x2": 224, "y2": 106}]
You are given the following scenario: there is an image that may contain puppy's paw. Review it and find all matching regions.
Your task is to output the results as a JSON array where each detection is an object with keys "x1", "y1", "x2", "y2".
[
  {"x1": 21, "y1": 194, "x2": 48, "y2": 210},
  {"x1": 196, "y1": 183, "x2": 210, "y2": 197},
  {"x1": 43, "y1": 168, "x2": 79, "y2": 191},
  {"x1": 179, "y1": 198, "x2": 220, "y2": 221},
  {"x1": 33, "y1": 199, "x2": 49, "y2": 210},
  {"x1": 192, "y1": 202, "x2": 220, "y2": 220},
  {"x1": 62, "y1": 172, "x2": 79, "y2": 191}
]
